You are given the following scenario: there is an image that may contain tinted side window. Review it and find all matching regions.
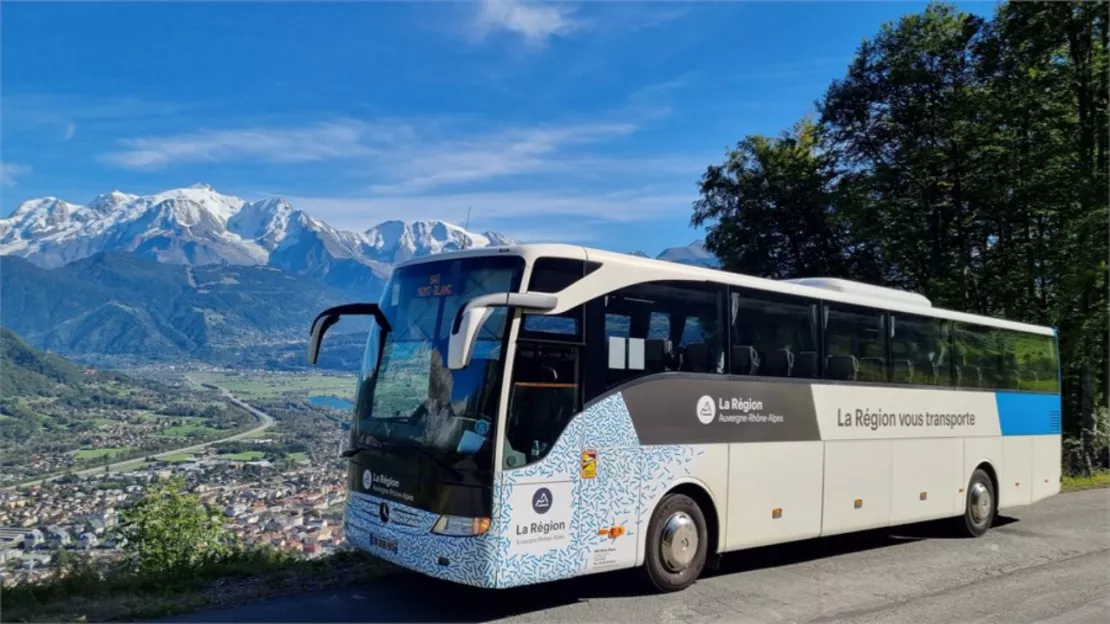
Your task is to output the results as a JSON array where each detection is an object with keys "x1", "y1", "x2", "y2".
[
  {"x1": 890, "y1": 314, "x2": 951, "y2": 386},
  {"x1": 824, "y1": 304, "x2": 887, "y2": 381},
  {"x1": 522, "y1": 257, "x2": 592, "y2": 341},
  {"x1": 527, "y1": 257, "x2": 598, "y2": 293},
  {"x1": 729, "y1": 289, "x2": 818, "y2": 378},
  {"x1": 503, "y1": 342, "x2": 579, "y2": 469},
  {"x1": 601, "y1": 281, "x2": 726, "y2": 389},
  {"x1": 952, "y1": 323, "x2": 1000, "y2": 388},
  {"x1": 1000, "y1": 330, "x2": 1059, "y2": 392}
]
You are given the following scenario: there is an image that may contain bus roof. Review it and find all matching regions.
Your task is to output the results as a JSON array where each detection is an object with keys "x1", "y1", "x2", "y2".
[{"x1": 394, "y1": 243, "x2": 1055, "y2": 336}]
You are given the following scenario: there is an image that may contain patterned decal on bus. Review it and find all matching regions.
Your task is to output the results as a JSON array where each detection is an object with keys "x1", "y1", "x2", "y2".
[{"x1": 344, "y1": 392, "x2": 701, "y2": 588}]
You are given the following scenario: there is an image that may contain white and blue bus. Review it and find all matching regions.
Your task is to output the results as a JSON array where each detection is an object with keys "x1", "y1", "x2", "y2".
[{"x1": 307, "y1": 244, "x2": 1061, "y2": 592}]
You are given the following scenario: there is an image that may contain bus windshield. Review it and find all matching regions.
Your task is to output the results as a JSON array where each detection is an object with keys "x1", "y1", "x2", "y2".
[{"x1": 352, "y1": 255, "x2": 524, "y2": 474}]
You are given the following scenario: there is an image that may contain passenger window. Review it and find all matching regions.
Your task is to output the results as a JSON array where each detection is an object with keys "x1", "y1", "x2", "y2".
[
  {"x1": 730, "y1": 290, "x2": 818, "y2": 378},
  {"x1": 521, "y1": 258, "x2": 591, "y2": 341},
  {"x1": 953, "y1": 323, "x2": 1000, "y2": 388},
  {"x1": 824, "y1": 304, "x2": 887, "y2": 382},
  {"x1": 503, "y1": 342, "x2": 579, "y2": 469},
  {"x1": 890, "y1": 314, "x2": 951, "y2": 386},
  {"x1": 1009, "y1": 332, "x2": 1059, "y2": 392},
  {"x1": 602, "y1": 281, "x2": 726, "y2": 388},
  {"x1": 527, "y1": 257, "x2": 599, "y2": 293}
]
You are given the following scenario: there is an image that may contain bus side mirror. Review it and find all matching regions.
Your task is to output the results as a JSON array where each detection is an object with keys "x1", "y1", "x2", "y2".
[
  {"x1": 307, "y1": 303, "x2": 391, "y2": 366},
  {"x1": 447, "y1": 292, "x2": 558, "y2": 370}
]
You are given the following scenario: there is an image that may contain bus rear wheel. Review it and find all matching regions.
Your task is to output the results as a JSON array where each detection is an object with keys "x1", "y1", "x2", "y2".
[
  {"x1": 642, "y1": 493, "x2": 708, "y2": 593},
  {"x1": 960, "y1": 468, "x2": 996, "y2": 538}
]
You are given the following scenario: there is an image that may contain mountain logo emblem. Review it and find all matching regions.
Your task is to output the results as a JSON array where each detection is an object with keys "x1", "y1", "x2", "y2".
[
  {"x1": 362, "y1": 469, "x2": 373, "y2": 490},
  {"x1": 696, "y1": 395, "x2": 716, "y2": 425},
  {"x1": 532, "y1": 487, "x2": 553, "y2": 514}
]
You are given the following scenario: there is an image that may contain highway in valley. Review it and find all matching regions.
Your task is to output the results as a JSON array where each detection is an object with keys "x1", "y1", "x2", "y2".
[
  {"x1": 7, "y1": 388, "x2": 274, "y2": 490},
  {"x1": 163, "y1": 488, "x2": 1109, "y2": 624}
]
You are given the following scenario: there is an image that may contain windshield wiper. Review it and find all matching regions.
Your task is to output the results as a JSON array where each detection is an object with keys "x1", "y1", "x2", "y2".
[
  {"x1": 391, "y1": 439, "x2": 465, "y2": 482},
  {"x1": 342, "y1": 439, "x2": 465, "y2": 482},
  {"x1": 340, "y1": 442, "x2": 376, "y2": 458}
]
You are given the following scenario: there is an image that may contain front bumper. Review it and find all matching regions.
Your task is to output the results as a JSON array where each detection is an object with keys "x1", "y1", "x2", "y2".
[{"x1": 344, "y1": 490, "x2": 500, "y2": 588}]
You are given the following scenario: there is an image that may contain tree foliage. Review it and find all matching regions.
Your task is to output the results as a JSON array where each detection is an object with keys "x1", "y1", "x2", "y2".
[
  {"x1": 117, "y1": 478, "x2": 235, "y2": 576},
  {"x1": 693, "y1": 1, "x2": 1108, "y2": 471}
]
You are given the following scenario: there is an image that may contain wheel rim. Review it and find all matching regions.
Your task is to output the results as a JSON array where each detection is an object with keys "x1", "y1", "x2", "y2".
[
  {"x1": 659, "y1": 511, "x2": 699, "y2": 572},
  {"x1": 969, "y1": 482, "x2": 992, "y2": 526}
]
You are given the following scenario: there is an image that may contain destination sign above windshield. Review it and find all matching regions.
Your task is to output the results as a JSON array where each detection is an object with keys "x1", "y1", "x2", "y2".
[{"x1": 417, "y1": 273, "x2": 454, "y2": 298}]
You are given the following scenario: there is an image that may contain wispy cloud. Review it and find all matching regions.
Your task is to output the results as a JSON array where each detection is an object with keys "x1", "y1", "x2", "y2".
[
  {"x1": 277, "y1": 186, "x2": 694, "y2": 234},
  {"x1": 470, "y1": 0, "x2": 579, "y2": 46},
  {"x1": 367, "y1": 121, "x2": 638, "y2": 194},
  {"x1": 0, "y1": 163, "x2": 30, "y2": 188},
  {"x1": 99, "y1": 120, "x2": 377, "y2": 169},
  {"x1": 3, "y1": 93, "x2": 193, "y2": 141}
]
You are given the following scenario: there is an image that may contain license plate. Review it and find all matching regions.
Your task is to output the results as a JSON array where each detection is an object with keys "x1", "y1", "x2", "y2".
[{"x1": 369, "y1": 533, "x2": 398, "y2": 553}]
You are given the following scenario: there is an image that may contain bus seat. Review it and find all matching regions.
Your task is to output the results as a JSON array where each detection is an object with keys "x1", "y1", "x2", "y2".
[
  {"x1": 796, "y1": 351, "x2": 818, "y2": 377},
  {"x1": 764, "y1": 348, "x2": 795, "y2": 377},
  {"x1": 827, "y1": 355, "x2": 859, "y2": 380},
  {"x1": 860, "y1": 357, "x2": 885, "y2": 380},
  {"x1": 682, "y1": 343, "x2": 709, "y2": 372},
  {"x1": 893, "y1": 359, "x2": 914, "y2": 383},
  {"x1": 644, "y1": 339, "x2": 668, "y2": 373},
  {"x1": 732, "y1": 345, "x2": 759, "y2": 375}
]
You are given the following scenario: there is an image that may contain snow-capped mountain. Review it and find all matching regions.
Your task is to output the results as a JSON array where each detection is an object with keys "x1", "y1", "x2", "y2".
[
  {"x1": 0, "y1": 184, "x2": 514, "y2": 286},
  {"x1": 656, "y1": 240, "x2": 718, "y2": 268}
]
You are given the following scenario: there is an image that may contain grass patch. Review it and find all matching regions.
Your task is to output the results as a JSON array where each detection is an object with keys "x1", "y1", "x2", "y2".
[
  {"x1": 287, "y1": 451, "x2": 308, "y2": 461},
  {"x1": 160, "y1": 453, "x2": 196, "y2": 463},
  {"x1": 71, "y1": 447, "x2": 132, "y2": 460},
  {"x1": 159, "y1": 424, "x2": 217, "y2": 438},
  {"x1": 1061, "y1": 470, "x2": 1110, "y2": 492},
  {"x1": 223, "y1": 451, "x2": 265, "y2": 461},
  {"x1": 1, "y1": 549, "x2": 392, "y2": 623}
]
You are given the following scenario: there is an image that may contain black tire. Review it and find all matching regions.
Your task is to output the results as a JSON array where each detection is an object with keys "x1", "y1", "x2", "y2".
[
  {"x1": 641, "y1": 493, "x2": 708, "y2": 593},
  {"x1": 960, "y1": 468, "x2": 996, "y2": 538}
]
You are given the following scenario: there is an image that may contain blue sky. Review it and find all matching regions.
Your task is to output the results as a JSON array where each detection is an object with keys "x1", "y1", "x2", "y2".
[{"x1": 1, "y1": 0, "x2": 995, "y2": 255}]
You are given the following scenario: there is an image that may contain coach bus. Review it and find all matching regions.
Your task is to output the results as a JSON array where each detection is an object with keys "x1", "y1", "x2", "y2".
[{"x1": 307, "y1": 244, "x2": 1061, "y2": 592}]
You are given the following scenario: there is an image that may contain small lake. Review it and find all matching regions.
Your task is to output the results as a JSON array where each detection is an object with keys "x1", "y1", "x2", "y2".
[{"x1": 307, "y1": 395, "x2": 354, "y2": 410}]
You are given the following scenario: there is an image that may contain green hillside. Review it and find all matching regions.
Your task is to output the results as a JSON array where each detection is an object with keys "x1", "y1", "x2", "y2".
[
  {"x1": 0, "y1": 328, "x2": 257, "y2": 484},
  {"x1": 0, "y1": 252, "x2": 372, "y2": 369}
]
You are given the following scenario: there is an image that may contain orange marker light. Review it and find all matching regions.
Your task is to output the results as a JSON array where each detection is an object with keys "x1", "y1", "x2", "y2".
[
  {"x1": 608, "y1": 526, "x2": 625, "y2": 539},
  {"x1": 854, "y1": 499, "x2": 863, "y2": 509},
  {"x1": 771, "y1": 508, "x2": 782, "y2": 519},
  {"x1": 919, "y1": 491, "x2": 928, "y2": 501}
]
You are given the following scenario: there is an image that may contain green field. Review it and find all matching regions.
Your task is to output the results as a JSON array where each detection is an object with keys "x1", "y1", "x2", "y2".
[
  {"x1": 160, "y1": 453, "x2": 196, "y2": 463},
  {"x1": 159, "y1": 424, "x2": 219, "y2": 437},
  {"x1": 224, "y1": 451, "x2": 265, "y2": 461},
  {"x1": 187, "y1": 371, "x2": 354, "y2": 400},
  {"x1": 72, "y1": 447, "x2": 134, "y2": 460},
  {"x1": 287, "y1": 451, "x2": 308, "y2": 461}
]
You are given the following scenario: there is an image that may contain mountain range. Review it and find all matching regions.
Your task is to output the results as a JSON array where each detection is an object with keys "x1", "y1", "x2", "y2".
[
  {"x1": 1, "y1": 184, "x2": 716, "y2": 368},
  {"x1": 0, "y1": 184, "x2": 514, "y2": 292}
]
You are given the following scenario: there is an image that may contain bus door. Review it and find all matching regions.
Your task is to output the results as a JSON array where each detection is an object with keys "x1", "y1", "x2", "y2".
[{"x1": 499, "y1": 338, "x2": 583, "y2": 569}]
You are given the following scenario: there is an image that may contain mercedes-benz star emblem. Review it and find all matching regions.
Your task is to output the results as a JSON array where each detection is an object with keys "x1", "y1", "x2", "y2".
[{"x1": 379, "y1": 502, "x2": 390, "y2": 523}]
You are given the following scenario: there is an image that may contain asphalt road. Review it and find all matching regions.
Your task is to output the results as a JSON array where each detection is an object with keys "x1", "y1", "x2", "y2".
[
  {"x1": 6, "y1": 388, "x2": 275, "y2": 490},
  {"x1": 161, "y1": 488, "x2": 1109, "y2": 624}
]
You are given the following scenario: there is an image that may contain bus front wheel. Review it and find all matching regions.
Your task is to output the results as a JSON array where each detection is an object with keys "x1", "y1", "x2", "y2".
[
  {"x1": 960, "y1": 468, "x2": 996, "y2": 538},
  {"x1": 642, "y1": 493, "x2": 708, "y2": 592}
]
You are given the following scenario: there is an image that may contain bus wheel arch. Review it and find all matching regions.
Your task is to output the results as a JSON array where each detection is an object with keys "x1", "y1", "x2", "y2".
[
  {"x1": 974, "y1": 460, "x2": 1000, "y2": 512},
  {"x1": 665, "y1": 482, "x2": 721, "y2": 558},
  {"x1": 639, "y1": 481, "x2": 719, "y2": 593},
  {"x1": 959, "y1": 462, "x2": 998, "y2": 538}
]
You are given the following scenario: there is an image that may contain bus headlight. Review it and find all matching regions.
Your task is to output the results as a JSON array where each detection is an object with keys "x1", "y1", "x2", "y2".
[{"x1": 431, "y1": 515, "x2": 491, "y2": 536}]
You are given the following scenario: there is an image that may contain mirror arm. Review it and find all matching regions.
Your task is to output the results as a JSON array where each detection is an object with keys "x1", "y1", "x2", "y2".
[{"x1": 307, "y1": 302, "x2": 390, "y2": 366}]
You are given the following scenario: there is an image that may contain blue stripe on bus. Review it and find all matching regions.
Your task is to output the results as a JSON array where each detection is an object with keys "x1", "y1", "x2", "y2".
[{"x1": 996, "y1": 392, "x2": 1062, "y2": 436}]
